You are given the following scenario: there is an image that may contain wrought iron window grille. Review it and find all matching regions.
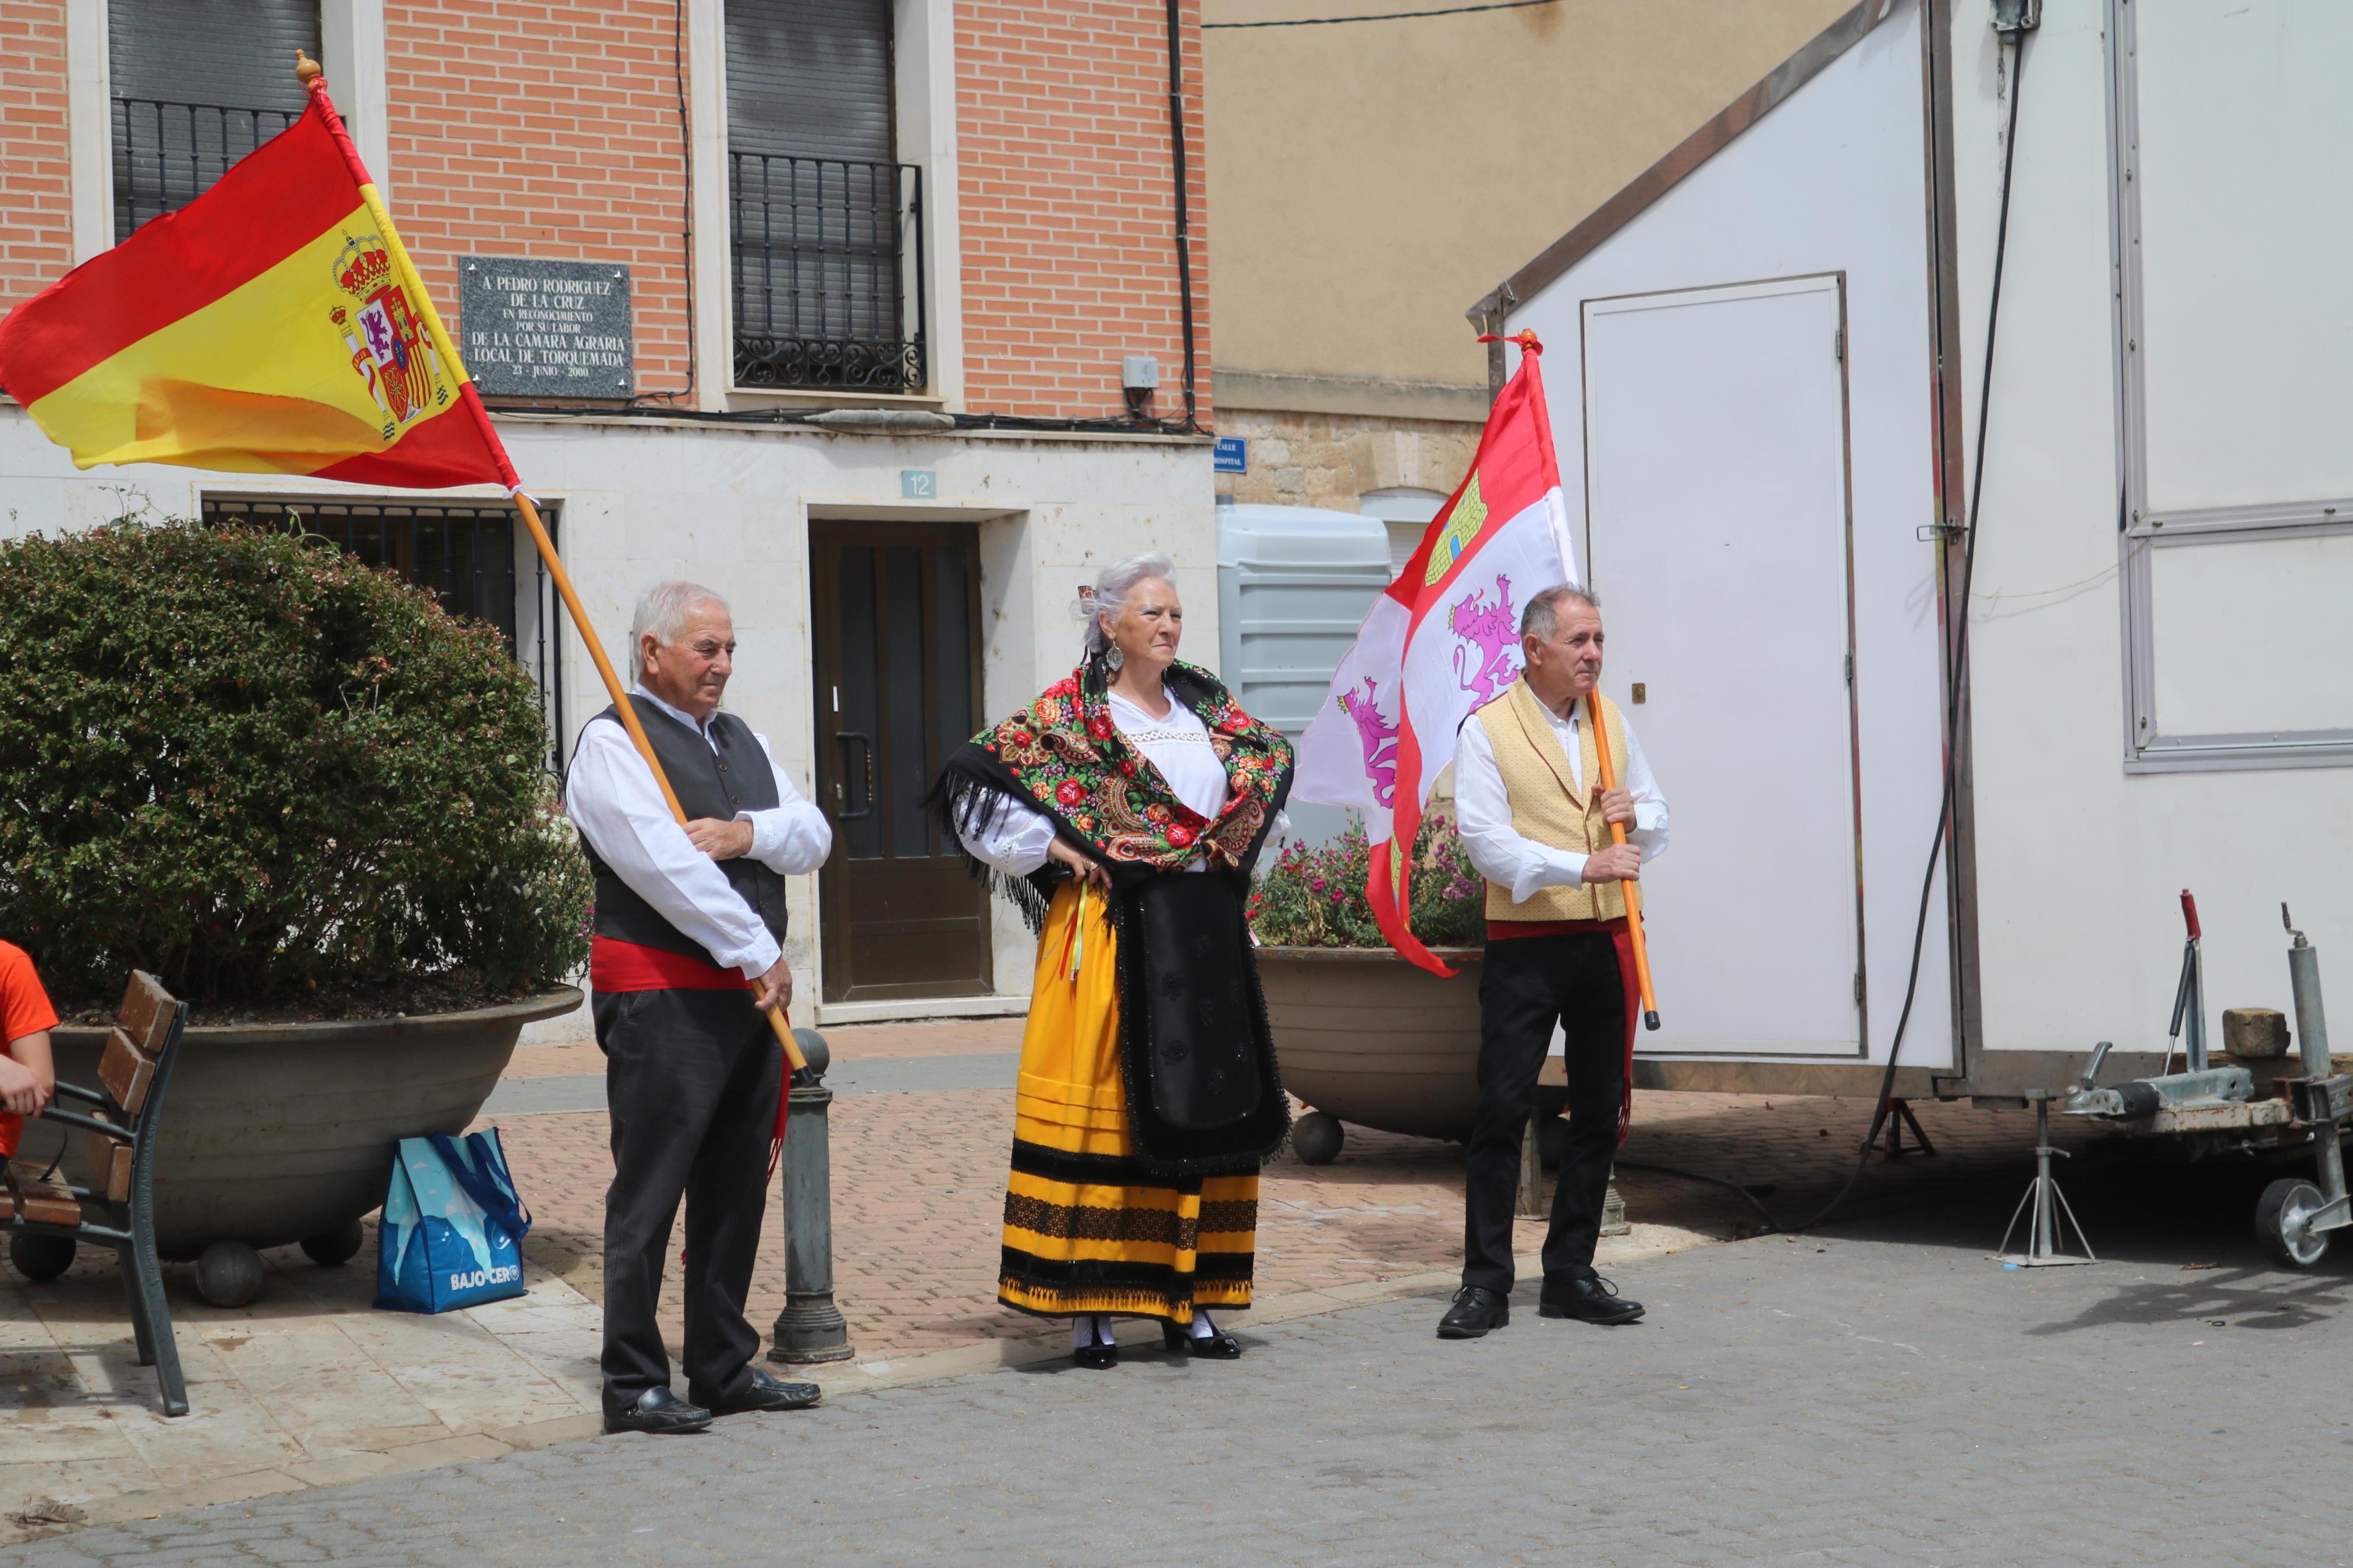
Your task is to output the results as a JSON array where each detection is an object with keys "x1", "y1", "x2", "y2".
[
  {"x1": 730, "y1": 153, "x2": 926, "y2": 393},
  {"x1": 111, "y1": 97, "x2": 311, "y2": 241}
]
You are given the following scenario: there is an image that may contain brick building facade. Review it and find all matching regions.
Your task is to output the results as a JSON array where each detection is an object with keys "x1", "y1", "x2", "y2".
[{"x1": 0, "y1": 0, "x2": 1218, "y2": 1026}]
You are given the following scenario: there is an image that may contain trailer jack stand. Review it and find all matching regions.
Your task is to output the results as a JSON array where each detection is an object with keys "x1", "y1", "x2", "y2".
[
  {"x1": 1997, "y1": 1091, "x2": 2095, "y2": 1267},
  {"x1": 1870, "y1": 1098, "x2": 1937, "y2": 1160}
]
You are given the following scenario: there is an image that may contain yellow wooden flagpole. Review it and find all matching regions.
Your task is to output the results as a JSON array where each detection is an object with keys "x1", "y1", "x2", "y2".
[
  {"x1": 509, "y1": 492, "x2": 808, "y2": 1075},
  {"x1": 1588, "y1": 692, "x2": 1660, "y2": 1031}
]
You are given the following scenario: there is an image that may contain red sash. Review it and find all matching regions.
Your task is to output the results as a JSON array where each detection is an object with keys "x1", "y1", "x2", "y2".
[
  {"x1": 588, "y1": 936, "x2": 751, "y2": 993},
  {"x1": 1486, "y1": 915, "x2": 1639, "y2": 1143}
]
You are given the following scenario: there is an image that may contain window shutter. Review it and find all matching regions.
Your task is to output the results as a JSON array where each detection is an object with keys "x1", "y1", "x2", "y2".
[
  {"x1": 109, "y1": 0, "x2": 320, "y2": 116},
  {"x1": 725, "y1": 0, "x2": 894, "y2": 163},
  {"x1": 108, "y1": 0, "x2": 324, "y2": 239}
]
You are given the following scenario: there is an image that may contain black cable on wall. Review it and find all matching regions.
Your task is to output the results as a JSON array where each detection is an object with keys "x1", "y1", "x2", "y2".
[{"x1": 1165, "y1": 0, "x2": 1202, "y2": 431}]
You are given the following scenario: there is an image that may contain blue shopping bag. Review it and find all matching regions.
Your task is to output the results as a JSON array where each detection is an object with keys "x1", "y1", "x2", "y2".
[{"x1": 375, "y1": 1128, "x2": 532, "y2": 1313}]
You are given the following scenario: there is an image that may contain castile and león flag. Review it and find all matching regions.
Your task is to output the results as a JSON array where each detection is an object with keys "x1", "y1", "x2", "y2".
[{"x1": 1294, "y1": 332, "x2": 1659, "y2": 1027}]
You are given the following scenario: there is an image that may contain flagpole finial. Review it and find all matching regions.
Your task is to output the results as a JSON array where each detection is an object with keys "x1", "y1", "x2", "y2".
[
  {"x1": 294, "y1": 50, "x2": 322, "y2": 87},
  {"x1": 1474, "y1": 329, "x2": 1543, "y2": 355}
]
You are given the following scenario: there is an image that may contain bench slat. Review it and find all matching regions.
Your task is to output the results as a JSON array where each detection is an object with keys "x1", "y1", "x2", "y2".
[
  {"x1": 116, "y1": 971, "x2": 176, "y2": 1054},
  {"x1": 83, "y1": 1129, "x2": 133, "y2": 1204},
  {"x1": 98, "y1": 1028, "x2": 155, "y2": 1117},
  {"x1": 2, "y1": 1165, "x2": 83, "y2": 1227}
]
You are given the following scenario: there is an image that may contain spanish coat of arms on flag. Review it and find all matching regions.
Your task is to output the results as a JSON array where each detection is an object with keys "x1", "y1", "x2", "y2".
[{"x1": 1291, "y1": 334, "x2": 1580, "y2": 975}]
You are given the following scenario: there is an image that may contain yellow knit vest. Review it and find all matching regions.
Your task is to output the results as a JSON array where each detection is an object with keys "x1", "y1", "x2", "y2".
[{"x1": 1475, "y1": 678, "x2": 1631, "y2": 923}]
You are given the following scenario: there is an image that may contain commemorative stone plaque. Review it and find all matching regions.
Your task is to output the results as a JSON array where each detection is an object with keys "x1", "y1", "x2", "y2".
[{"x1": 459, "y1": 257, "x2": 632, "y2": 398}]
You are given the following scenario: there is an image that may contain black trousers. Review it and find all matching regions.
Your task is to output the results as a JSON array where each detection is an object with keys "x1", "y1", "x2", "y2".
[
  {"x1": 594, "y1": 985, "x2": 781, "y2": 1408},
  {"x1": 1462, "y1": 932, "x2": 1626, "y2": 1295}
]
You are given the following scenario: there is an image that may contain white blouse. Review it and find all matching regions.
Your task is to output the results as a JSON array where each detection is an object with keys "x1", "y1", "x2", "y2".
[{"x1": 957, "y1": 685, "x2": 1249, "y2": 876}]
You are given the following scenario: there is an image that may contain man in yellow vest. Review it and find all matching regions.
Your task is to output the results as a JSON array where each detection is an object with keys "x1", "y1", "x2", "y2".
[{"x1": 1438, "y1": 583, "x2": 1669, "y2": 1338}]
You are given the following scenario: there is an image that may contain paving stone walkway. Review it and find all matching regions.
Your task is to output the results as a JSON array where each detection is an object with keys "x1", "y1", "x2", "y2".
[{"x1": 8, "y1": 1164, "x2": 2344, "y2": 1567}]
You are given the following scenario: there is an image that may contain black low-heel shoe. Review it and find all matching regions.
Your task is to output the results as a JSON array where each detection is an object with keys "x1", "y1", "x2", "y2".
[
  {"x1": 1162, "y1": 1321, "x2": 1243, "y2": 1359},
  {"x1": 1074, "y1": 1337, "x2": 1119, "y2": 1370}
]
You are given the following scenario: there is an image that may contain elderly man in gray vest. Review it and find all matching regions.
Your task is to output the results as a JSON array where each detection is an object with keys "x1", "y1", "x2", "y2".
[{"x1": 567, "y1": 581, "x2": 833, "y2": 1434}]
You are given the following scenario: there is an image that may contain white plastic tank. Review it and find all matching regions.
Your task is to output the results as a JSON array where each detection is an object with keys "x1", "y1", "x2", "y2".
[{"x1": 1215, "y1": 503, "x2": 1395, "y2": 845}]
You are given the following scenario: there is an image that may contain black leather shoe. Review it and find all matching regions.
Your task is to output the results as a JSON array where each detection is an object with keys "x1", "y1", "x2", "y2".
[
  {"x1": 1162, "y1": 1321, "x2": 1243, "y2": 1359},
  {"x1": 1539, "y1": 1274, "x2": 1645, "y2": 1325},
  {"x1": 701, "y1": 1369, "x2": 822, "y2": 1415},
  {"x1": 1073, "y1": 1339, "x2": 1119, "y2": 1370},
  {"x1": 1436, "y1": 1284, "x2": 1510, "y2": 1339},
  {"x1": 602, "y1": 1386, "x2": 712, "y2": 1435}
]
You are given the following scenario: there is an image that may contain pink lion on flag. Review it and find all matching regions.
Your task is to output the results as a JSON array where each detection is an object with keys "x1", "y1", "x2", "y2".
[
  {"x1": 1449, "y1": 573, "x2": 1519, "y2": 706},
  {"x1": 1337, "y1": 679, "x2": 1400, "y2": 806}
]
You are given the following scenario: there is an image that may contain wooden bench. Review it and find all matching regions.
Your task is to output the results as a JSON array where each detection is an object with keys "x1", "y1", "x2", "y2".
[{"x1": 3, "y1": 971, "x2": 190, "y2": 1417}]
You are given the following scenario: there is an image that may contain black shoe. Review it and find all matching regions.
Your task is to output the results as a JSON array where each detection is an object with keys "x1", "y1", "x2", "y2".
[
  {"x1": 1436, "y1": 1285, "x2": 1510, "y2": 1339},
  {"x1": 1539, "y1": 1274, "x2": 1645, "y2": 1325},
  {"x1": 1074, "y1": 1339, "x2": 1119, "y2": 1370},
  {"x1": 1162, "y1": 1321, "x2": 1243, "y2": 1359},
  {"x1": 700, "y1": 1368, "x2": 822, "y2": 1416},
  {"x1": 602, "y1": 1386, "x2": 712, "y2": 1435}
]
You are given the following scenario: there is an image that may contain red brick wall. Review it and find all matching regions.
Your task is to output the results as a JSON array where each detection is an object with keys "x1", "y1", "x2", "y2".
[
  {"x1": 0, "y1": 2, "x2": 73, "y2": 314},
  {"x1": 386, "y1": 0, "x2": 693, "y2": 401},
  {"x1": 957, "y1": 0, "x2": 1211, "y2": 422}
]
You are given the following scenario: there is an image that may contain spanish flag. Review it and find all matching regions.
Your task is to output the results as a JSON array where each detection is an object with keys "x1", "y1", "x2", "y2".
[{"x1": 0, "y1": 66, "x2": 514, "y2": 491}]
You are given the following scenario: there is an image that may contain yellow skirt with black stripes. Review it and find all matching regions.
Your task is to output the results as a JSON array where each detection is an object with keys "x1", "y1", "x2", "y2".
[{"x1": 999, "y1": 880, "x2": 1259, "y2": 1326}]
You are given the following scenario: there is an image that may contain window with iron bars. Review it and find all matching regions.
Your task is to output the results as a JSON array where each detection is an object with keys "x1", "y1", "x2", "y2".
[
  {"x1": 725, "y1": 0, "x2": 924, "y2": 393},
  {"x1": 200, "y1": 497, "x2": 569, "y2": 775},
  {"x1": 109, "y1": 0, "x2": 322, "y2": 241}
]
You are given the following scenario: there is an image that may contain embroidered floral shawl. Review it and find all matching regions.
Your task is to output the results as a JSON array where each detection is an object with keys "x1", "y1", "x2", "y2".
[{"x1": 933, "y1": 659, "x2": 1294, "y2": 926}]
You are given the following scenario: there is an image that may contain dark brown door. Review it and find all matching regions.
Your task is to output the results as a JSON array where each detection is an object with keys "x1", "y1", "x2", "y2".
[{"x1": 811, "y1": 522, "x2": 993, "y2": 1003}]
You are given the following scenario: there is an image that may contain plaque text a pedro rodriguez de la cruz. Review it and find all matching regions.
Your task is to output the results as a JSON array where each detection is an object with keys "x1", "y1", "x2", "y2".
[{"x1": 459, "y1": 258, "x2": 633, "y2": 399}]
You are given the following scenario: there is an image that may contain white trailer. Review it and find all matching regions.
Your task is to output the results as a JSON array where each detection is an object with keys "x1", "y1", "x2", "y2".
[{"x1": 1475, "y1": 0, "x2": 2353, "y2": 1103}]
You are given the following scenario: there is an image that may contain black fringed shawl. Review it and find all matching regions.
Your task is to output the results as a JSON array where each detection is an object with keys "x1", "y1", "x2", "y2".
[{"x1": 932, "y1": 659, "x2": 1296, "y2": 1174}]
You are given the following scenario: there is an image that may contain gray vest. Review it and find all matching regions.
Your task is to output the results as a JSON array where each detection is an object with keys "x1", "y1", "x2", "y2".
[{"x1": 574, "y1": 697, "x2": 787, "y2": 969}]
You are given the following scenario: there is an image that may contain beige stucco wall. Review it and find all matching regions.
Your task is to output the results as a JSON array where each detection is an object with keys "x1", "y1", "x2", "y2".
[{"x1": 1202, "y1": 0, "x2": 1859, "y2": 397}]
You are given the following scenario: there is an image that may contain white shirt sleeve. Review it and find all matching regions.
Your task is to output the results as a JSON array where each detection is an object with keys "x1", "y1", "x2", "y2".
[
  {"x1": 742, "y1": 732, "x2": 834, "y2": 875},
  {"x1": 566, "y1": 717, "x2": 783, "y2": 980},
  {"x1": 1451, "y1": 707, "x2": 1670, "y2": 900},
  {"x1": 953, "y1": 788, "x2": 1058, "y2": 877}
]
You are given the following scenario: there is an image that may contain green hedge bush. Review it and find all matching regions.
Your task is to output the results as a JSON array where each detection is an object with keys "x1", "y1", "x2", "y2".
[{"x1": 0, "y1": 518, "x2": 589, "y2": 1011}]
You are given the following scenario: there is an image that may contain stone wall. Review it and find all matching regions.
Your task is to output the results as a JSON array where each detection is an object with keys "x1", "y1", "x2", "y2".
[{"x1": 1211, "y1": 407, "x2": 1478, "y2": 513}]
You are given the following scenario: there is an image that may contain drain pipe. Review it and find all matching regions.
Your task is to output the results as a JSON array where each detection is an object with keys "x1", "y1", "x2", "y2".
[{"x1": 1164, "y1": 0, "x2": 1201, "y2": 431}]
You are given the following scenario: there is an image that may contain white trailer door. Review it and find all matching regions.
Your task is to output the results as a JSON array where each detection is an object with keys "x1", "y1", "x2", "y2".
[{"x1": 1581, "y1": 275, "x2": 1862, "y2": 1058}]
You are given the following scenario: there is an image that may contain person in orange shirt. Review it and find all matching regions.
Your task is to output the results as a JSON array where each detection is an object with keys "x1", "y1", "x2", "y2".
[{"x1": 0, "y1": 941, "x2": 59, "y2": 1161}]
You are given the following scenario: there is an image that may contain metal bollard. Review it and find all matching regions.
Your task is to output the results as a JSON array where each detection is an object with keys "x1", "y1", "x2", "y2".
[{"x1": 769, "y1": 1027, "x2": 854, "y2": 1366}]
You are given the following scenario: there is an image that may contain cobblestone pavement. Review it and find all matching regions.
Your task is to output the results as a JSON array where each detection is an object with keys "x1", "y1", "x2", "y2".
[{"x1": 10, "y1": 1158, "x2": 2347, "y2": 1568}]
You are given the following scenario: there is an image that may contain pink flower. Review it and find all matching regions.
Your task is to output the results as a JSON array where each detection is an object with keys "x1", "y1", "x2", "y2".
[{"x1": 1309, "y1": 878, "x2": 1326, "y2": 892}]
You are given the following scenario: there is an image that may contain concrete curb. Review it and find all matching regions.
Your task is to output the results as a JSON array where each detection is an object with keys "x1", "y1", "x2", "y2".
[{"x1": 5, "y1": 1221, "x2": 1722, "y2": 1543}]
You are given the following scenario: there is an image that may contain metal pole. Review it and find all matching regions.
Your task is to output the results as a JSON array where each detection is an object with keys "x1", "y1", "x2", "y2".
[
  {"x1": 770, "y1": 1028, "x2": 853, "y2": 1365},
  {"x1": 2286, "y1": 913, "x2": 2344, "y2": 1209}
]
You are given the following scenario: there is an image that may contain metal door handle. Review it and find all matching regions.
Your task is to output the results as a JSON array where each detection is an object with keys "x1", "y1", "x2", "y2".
[{"x1": 835, "y1": 731, "x2": 875, "y2": 819}]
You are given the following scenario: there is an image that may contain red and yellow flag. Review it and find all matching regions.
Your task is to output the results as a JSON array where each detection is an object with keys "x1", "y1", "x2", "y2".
[{"x1": 0, "y1": 72, "x2": 514, "y2": 490}]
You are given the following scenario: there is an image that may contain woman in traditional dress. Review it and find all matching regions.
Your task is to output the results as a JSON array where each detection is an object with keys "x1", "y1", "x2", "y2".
[{"x1": 935, "y1": 553, "x2": 1294, "y2": 1368}]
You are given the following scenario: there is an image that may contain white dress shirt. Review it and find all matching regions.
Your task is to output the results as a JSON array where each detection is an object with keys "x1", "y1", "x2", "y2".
[
  {"x1": 566, "y1": 685, "x2": 833, "y2": 979},
  {"x1": 1452, "y1": 692, "x2": 1669, "y2": 902},
  {"x1": 957, "y1": 685, "x2": 1276, "y2": 875}
]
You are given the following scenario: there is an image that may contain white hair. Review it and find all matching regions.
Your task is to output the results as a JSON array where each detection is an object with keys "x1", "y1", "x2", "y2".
[
  {"x1": 630, "y1": 581, "x2": 730, "y2": 657},
  {"x1": 1521, "y1": 582, "x2": 1600, "y2": 641},
  {"x1": 1080, "y1": 552, "x2": 1177, "y2": 661}
]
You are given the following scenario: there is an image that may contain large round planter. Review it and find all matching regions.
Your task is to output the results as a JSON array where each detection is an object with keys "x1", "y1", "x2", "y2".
[
  {"x1": 46, "y1": 987, "x2": 581, "y2": 1260},
  {"x1": 1259, "y1": 945, "x2": 1494, "y2": 1142}
]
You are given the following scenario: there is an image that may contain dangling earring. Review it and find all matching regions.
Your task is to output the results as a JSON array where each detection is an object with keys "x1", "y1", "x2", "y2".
[{"x1": 1104, "y1": 643, "x2": 1125, "y2": 674}]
